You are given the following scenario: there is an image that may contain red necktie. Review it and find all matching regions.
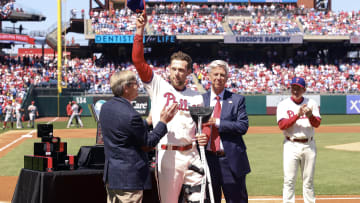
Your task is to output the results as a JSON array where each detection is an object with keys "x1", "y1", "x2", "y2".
[{"x1": 210, "y1": 96, "x2": 221, "y2": 152}]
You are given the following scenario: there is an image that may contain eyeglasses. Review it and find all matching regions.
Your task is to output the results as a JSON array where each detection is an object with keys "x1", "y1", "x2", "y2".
[{"x1": 127, "y1": 80, "x2": 139, "y2": 86}]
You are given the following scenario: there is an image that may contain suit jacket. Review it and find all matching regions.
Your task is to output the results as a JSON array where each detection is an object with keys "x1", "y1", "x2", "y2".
[
  {"x1": 202, "y1": 89, "x2": 251, "y2": 177},
  {"x1": 99, "y1": 96, "x2": 167, "y2": 190}
]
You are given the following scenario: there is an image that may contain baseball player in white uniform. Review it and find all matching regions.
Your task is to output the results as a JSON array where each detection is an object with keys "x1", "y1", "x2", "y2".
[
  {"x1": 3, "y1": 100, "x2": 14, "y2": 129},
  {"x1": 27, "y1": 101, "x2": 39, "y2": 128},
  {"x1": 133, "y1": 13, "x2": 207, "y2": 203},
  {"x1": 14, "y1": 100, "x2": 23, "y2": 129},
  {"x1": 66, "y1": 101, "x2": 84, "y2": 128},
  {"x1": 276, "y1": 77, "x2": 321, "y2": 203}
]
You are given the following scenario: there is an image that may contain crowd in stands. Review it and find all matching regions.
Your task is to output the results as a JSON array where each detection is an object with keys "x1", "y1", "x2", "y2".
[
  {"x1": 89, "y1": 4, "x2": 360, "y2": 36},
  {"x1": 297, "y1": 10, "x2": 360, "y2": 35},
  {"x1": 0, "y1": 1, "x2": 14, "y2": 19},
  {"x1": 1, "y1": 55, "x2": 359, "y2": 106},
  {"x1": 90, "y1": 9, "x2": 139, "y2": 35},
  {"x1": 0, "y1": 55, "x2": 31, "y2": 108},
  {"x1": 197, "y1": 63, "x2": 360, "y2": 94},
  {"x1": 149, "y1": 12, "x2": 225, "y2": 35},
  {"x1": 229, "y1": 16, "x2": 301, "y2": 35}
]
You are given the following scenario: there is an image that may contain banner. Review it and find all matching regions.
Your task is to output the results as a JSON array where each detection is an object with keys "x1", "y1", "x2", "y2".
[
  {"x1": 145, "y1": 35, "x2": 176, "y2": 44},
  {"x1": 250, "y1": 0, "x2": 297, "y2": 2},
  {"x1": 0, "y1": 33, "x2": 35, "y2": 44},
  {"x1": 350, "y1": 35, "x2": 360, "y2": 44},
  {"x1": 93, "y1": 95, "x2": 150, "y2": 116},
  {"x1": 131, "y1": 96, "x2": 150, "y2": 116},
  {"x1": 224, "y1": 35, "x2": 303, "y2": 44},
  {"x1": 18, "y1": 48, "x2": 70, "y2": 58},
  {"x1": 146, "y1": 0, "x2": 247, "y2": 2},
  {"x1": 95, "y1": 35, "x2": 176, "y2": 44},
  {"x1": 346, "y1": 95, "x2": 360, "y2": 114},
  {"x1": 95, "y1": 35, "x2": 135, "y2": 44}
]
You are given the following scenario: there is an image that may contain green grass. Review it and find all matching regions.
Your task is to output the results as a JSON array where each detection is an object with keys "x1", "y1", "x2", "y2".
[
  {"x1": 1, "y1": 115, "x2": 357, "y2": 132},
  {"x1": 245, "y1": 132, "x2": 360, "y2": 195},
  {"x1": 1, "y1": 115, "x2": 360, "y2": 196},
  {"x1": 0, "y1": 117, "x2": 97, "y2": 133},
  {"x1": 248, "y1": 115, "x2": 360, "y2": 126}
]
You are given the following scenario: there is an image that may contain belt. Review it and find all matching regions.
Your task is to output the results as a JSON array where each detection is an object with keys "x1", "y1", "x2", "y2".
[
  {"x1": 161, "y1": 144, "x2": 193, "y2": 151},
  {"x1": 206, "y1": 150, "x2": 226, "y2": 157},
  {"x1": 286, "y1": 136, "x2": 312, "y2": 143}
]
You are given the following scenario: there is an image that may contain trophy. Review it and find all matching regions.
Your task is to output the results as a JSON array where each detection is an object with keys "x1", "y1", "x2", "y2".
[{"x1": 189, "y1": 106, "x2": 215, "y2": 203}]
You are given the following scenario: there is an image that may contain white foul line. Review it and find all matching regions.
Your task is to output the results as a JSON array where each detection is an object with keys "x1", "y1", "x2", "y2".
[
  {"x1": 0, "y1": 117, "x2": 59, "y2": 152},
  {"x1": 47, "y1": 117, "x2": 59, "y2": 124}
]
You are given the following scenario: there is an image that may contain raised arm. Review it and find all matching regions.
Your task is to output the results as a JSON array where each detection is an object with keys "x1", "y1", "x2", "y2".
[{"x1": 132, "y1": 13, "x2": 153, "y2": 83}]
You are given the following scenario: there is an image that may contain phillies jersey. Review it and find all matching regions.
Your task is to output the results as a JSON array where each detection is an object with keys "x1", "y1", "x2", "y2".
[
  {"x1": 276, "y1": 97, "x2": 320, "y2": 140},
  {"x1": 28, "y1": 105, "x2": 37, "y2": 115},
  {"x1": 14, "y1": 103, "x2": 21, "y2": 114},
  {"x1": 4, "y1": 104, "x2": 13, "y2": 115},
  {"x1": 144, "y1": 74, "x2": 203, "y2": 145}
]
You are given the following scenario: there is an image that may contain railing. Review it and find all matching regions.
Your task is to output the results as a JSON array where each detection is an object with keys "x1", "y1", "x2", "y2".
[
  {"x1": 29, "y1": 30, "x2": 47, "y2": 37},
  {"x1": 0, "y1": 27, "x2": 28, "y2": 35}
]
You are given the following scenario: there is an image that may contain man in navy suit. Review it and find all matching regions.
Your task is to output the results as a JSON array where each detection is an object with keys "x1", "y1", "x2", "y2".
[
  {"x1": 202, "y1": 60, "x2": 250, "y2": 203},
  {"x1": 100, "y1": 70, "x2": 178, "y2": 203}
]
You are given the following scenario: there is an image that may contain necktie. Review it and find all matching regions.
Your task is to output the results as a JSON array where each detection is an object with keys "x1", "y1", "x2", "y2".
[{"x1": 210, "y1": 96, "x2": 221, "y2": 152}]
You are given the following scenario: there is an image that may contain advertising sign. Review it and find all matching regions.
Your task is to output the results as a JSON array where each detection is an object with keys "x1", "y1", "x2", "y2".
[
  {"x1": 146, "y1": 0, "x2": 248, "y2": 2},
  {"x1": 95, "y1": 35, "x2": 176, "y2": 44},
  {"x1": 250, "y1": 0, "x2": 297, "y2": 2},
  {"x1": 0, "y1": 33, "x2": 35, "y2": 44},
  {"x1": 95, "y1": 35, "x2": 135, "y2": 44},
  {"x1": 224, "y1": 35, "x2": 303, "y2": 44},
  {"x1": 346, "y1": 95, "x2": 360, "y2": 114},
  {"x1": 350, "y1": 35, "x2": 360, "y2": 44}
]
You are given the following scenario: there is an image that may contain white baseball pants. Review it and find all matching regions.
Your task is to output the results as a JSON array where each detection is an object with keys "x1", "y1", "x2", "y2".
[
  {"x1": 67, "y1": 113, "x2": 83, "y2": 128},
  {"x1": 157, "y1": 145, "x2": 203, "y2": 203},
  {"x1": 283, "y1": 139, "x2": 317, "y2": 203}
]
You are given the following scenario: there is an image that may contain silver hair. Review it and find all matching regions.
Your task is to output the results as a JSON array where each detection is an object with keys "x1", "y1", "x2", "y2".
[
  {"x1": 208, "y1": 60, "x2": 229, "y2": 76},
  {"x1": 110, "y1": 70, "x2": 136, "y2": 97}
]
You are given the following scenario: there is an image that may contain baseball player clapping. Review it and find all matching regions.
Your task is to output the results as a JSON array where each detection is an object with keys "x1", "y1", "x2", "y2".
[{"x1": 276, "y1": 77, "x2": 321, "y2": 203}]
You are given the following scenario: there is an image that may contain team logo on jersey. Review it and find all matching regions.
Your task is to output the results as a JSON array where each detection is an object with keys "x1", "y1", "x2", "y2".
[
  {"x1": 164, "y1": 92, "x2": 189, "y2": 111},
  {"x1": 287, "y1": 110, "x2": 295, "y2": 118},
  {"x1": 287, "y1": 110, "x2": 308, "y2": 119}
]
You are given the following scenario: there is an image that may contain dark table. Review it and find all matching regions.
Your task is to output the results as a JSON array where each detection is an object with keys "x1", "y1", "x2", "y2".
[
  {"x1": 12, "y1": 168, "x2": 107, "y2": 203},
  {"x1": 12, "y1": 168, "x2": 159, "y2": 203}
]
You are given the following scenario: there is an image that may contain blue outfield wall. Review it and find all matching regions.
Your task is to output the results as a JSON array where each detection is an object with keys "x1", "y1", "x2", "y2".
[{"x1": 35, "y1": 94, "x2": 359, "y2": 117}]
